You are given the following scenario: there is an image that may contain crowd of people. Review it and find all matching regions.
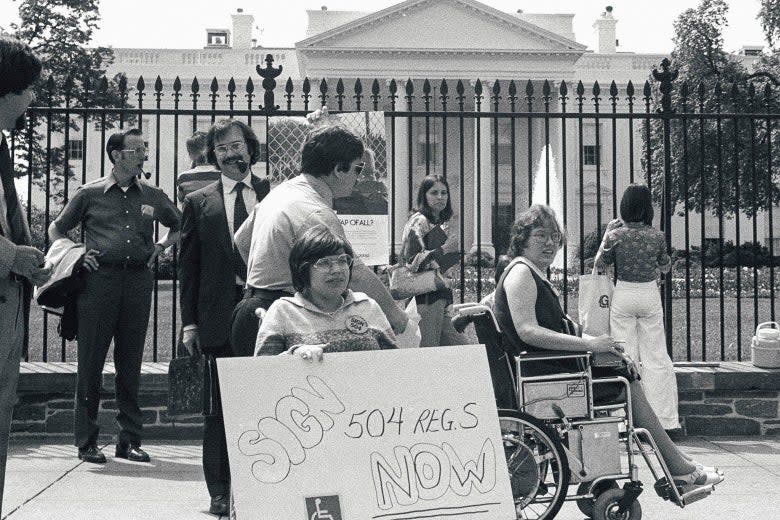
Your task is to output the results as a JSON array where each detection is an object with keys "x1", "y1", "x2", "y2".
[{"x1": 0, "y1": 34, "x2": 725, "y2": 517}]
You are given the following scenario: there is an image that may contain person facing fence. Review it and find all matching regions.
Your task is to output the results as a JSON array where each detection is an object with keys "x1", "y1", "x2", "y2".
[{"x1": 594, "y1": 183, "x2": 679, "y2": 430}]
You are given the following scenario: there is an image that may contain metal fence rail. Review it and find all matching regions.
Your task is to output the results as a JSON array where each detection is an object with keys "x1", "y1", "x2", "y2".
[{"x1": 10, "y1": 56, "x2": 779, "y2": 363}]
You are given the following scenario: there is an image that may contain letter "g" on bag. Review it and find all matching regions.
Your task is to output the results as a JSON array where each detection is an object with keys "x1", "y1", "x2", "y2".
[{"x1": 578, "y1": 268, "x2": 614, "y2": 336}]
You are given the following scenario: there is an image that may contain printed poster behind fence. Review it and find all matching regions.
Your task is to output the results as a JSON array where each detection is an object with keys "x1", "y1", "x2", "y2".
[
  {"x1": 267, "y1": 111, "x2": 389, "y2": 265},
  {"x1": 218, "y1": 346, "x2": 516, "y2": 520}
]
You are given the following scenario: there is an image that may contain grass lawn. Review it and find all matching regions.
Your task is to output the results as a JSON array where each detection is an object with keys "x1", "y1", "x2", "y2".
[{"x1": 26, "y1": 279, "x2": 776, "y2": 363}]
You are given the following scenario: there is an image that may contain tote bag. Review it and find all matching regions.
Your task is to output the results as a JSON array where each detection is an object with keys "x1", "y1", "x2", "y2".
[
  {"x1": 388, "y1": 265, "x2": 441, "y2": 300},
  {"x1": 578, "y1": 267, "x2": 613, "y2": 337}
]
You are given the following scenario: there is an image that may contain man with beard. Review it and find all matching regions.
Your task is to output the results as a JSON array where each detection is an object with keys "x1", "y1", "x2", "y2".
[
  {"x1": 0, "y1": 35, "x2": 49, "y2": 512},
  {"x1": 178, "y1": 119, "x2": 269, "y2": 515},
  {"x1": 49, "y1": 128, "x2": 181, "y2": 464}
]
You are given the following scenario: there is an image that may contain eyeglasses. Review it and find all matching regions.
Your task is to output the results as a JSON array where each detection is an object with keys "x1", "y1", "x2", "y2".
[
  {"x1": 353, "y1": 162, "x2": 365, "y2": 175},
  {"x1": 122, "y1": 146, "x2": 147, "y2": 155},
  {"x1": 311, "y1": 254, "x2": 353, "y2": 270},
  {"x1": 214, "y1": 141, "x2": 247, "y2": 155},
  {"x1": 530, "y1": 231, "x2": 562, "y2": 244}
]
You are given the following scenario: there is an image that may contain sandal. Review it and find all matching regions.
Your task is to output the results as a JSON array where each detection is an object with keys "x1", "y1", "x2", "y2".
[{"x1": 672, "y1": 467, "x2": 725, "y2": 489}]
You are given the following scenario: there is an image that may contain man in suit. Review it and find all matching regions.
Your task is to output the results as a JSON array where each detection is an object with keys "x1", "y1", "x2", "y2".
[
  {"x1": 178, "y1": 119, "x2": 270, "y2": 516},
  {"x1": 0, "y1": 36, "x2": 48, "y2": 511}
]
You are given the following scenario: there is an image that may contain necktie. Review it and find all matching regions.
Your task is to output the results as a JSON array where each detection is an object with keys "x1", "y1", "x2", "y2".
[
  {"x1": 233, "y1": 183, "x2": 249, "y2": 281},
  {"x1": 0, "y1": 135, "x2": 22, "y2": 242}
]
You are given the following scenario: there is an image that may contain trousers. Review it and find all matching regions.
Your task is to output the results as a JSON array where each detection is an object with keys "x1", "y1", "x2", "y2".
[
  {"x1": 74, "y1": 267, "x2": 153, "y2": 448},
  {"x1": 610, "y1": 280, "x2": 679, "y2": 429},
  {"x1": 0, "y1": 280, "x2": 24, "y2": 513}
]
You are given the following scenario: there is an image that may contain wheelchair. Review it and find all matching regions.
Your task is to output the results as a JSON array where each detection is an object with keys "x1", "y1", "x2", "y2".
[{"x1": 452, "y1": 303, "x2": 719, "y2": 520}]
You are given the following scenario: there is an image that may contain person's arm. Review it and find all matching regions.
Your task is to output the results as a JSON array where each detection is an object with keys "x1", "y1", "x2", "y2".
[
  {"x1": 504, "y1": 263, "x2": 616, "y2": 353},
  {"x1": 49, "y1": 189, "x2": 102, "y2": 272},
  {"x1": 368, "y1": 299, "x2": 397, "y2": 349},
  {"x1": 399, "y1": 214, "x2": 448, "y2": 271},
  {"x1": 234, "y1": 205, "x2": 256, "y2": 263},
  {"x1": 254, "y1": 304, "x2": 289, "y2": 355},
  {"x1": 178, "y1": 196, "x2": 201, "y2": 349},
  {"x1": 594, "y1": 231, "x2": 616, "y2": 271},
  {"x1": 349, "y1": 261, "x2": 408, "y2": 335},
  {"x1": 657, "y1": 231, "x2": 672, "y2": 274}
]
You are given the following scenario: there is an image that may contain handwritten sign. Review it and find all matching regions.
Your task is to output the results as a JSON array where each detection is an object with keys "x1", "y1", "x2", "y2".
[{"x1": 218, "y1": 346, "x2": 516, "y2": 520}]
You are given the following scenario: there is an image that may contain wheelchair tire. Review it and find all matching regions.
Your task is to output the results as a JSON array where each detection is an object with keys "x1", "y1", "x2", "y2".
[
  {"x1": 576, "y1": 480, "x2": 619, "y2": 518},
  {"x1": 592, "y1": 488, "x2": 642, "y2": 520},
  {"x1": 498, "y1": 410, "x2": 570, "y2": 520}
]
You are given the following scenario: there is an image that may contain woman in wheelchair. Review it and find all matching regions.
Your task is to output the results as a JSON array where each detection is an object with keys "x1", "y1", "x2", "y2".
[{"x1": 494, "y1": 205, "x2": 724, "y2": 494}]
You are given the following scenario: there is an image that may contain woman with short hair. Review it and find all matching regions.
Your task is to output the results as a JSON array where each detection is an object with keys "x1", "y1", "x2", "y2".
[
  {"x1": 495, "y1": 204, "x2": 723, "y2": 492},
  {"x1": 254, "y1": 226, "x2": 396, "y2": 358}
]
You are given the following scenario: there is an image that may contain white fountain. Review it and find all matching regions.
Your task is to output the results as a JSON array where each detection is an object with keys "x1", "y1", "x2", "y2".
[{"x1": 530, "y1": 144, "x2": 565, "y2": 269}]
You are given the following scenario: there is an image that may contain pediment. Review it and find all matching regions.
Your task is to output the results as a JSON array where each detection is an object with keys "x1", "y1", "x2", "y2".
[{"x1": 297, "y1": 0, "x2": 586, "y2": 53}]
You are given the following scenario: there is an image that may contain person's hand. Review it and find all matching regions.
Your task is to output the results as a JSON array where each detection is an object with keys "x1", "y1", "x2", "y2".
[
  {"x1": 306, "y1": 106, "x2": 330, "y2": 127},
  {"x1": 82, "y1": 249, "x2": 101, "y2": 272},
  {"x1": 292, "y1": 344, "x2": 325, "y2": 362},
  {"x1": 605, "y1": 218, "x2": 623, "y2": 232},
  {"x1": 588, "y1": 334, "x2": 625, "y2": 356},
  {"x1": 27, "y1": 266, "x2": 52, "y2": 286},
  {"x1": 441, "y1": 236, "x2": 460, "y2": 255},
  {"x1": 146, "y1": 244, "x2": 165, "y2": 269},
  {"x1": 622, "y1": 354, "x2": 641, "y2": 380},
  {"x1": 388, "y1": 311, "x2": 409, "y2": 336},
  {"x1": 11, "y1": 245, "x2": 44, "y2": 277},
  {"x1": 182, "y1": 328, "x2": 200, "y2": 356}
]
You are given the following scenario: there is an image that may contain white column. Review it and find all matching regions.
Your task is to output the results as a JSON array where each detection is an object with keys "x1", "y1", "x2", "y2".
[
  {"x1": 388, "y1": 103, "x2": 410, "y2": 262},
  {"x1": 470, "y1": 116, "x2": 495, "y2": 260}
]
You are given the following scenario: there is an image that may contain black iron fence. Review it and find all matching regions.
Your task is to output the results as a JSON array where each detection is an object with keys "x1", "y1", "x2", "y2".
[{"x1": 10, "y1": 56, "x2": 779, "y2": 363}]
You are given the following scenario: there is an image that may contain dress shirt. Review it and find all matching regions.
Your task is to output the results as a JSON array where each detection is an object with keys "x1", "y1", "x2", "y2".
[
  {"x1": 235, "y1": 173, "x2": 360, "y2": 293},
  {"x1": 52, "y1": 173, "x2": 181, "y2": 264},
  {"x1": 221, "y1": 172, "x2": 258, "y2": 235}
]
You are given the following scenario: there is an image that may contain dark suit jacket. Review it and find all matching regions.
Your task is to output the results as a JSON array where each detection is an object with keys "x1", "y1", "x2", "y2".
[{"x1": 179, "y1": 175, "x2": 270, "y2": 350}]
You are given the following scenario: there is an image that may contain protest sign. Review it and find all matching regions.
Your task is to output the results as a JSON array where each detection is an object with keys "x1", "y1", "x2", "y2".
[{"x1": 218, "y1": 346, "x2": 516, "y2": 520}]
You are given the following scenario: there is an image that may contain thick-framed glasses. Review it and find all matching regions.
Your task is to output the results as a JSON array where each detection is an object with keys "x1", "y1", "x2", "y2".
[
  {"x1": 214, "y1": 141, "x2": 247, "y2": 156},
  {"x1": 311, "y1": 254, "x2": 353, "y2": 270},
  {"x1": 122, "y1": 146, "x2": 147, "y2": 156},
  {"x1": 530, "y1": 231, "x2": 562, "y2": 244}
]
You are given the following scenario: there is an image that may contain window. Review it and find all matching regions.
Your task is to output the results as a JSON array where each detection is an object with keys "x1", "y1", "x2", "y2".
[
  {"x1": 490, "y1": 143, "x2": 513, "y2": 165},
  {"x1": 416, "y1": 125, "x2": 441, "y2": 166},
  {"x1": 583, "y1": 145, "x2": 600, "y2": 166},
  {"x1": 68, "y1": 140, "x2": 84, "y2": 160}
]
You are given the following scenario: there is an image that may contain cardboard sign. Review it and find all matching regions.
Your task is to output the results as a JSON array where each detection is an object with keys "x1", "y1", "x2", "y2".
[{"x1": 218, "y1": 346, "x2": 516, "y2": 520}]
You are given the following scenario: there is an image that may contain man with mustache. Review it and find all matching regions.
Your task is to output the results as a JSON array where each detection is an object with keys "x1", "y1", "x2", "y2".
[
  {"x1": 0, "y1": 35, "x2": 49, "y2": 512},
  {"x1": 49, "y1": 128, "x2": 181, "y2": 464},
  {"x1": 233, "y1": 125, "x2": 409, "y2": 354},
  {"x1": 178, "y1": 119, "x2": 270, "y2": 515}
]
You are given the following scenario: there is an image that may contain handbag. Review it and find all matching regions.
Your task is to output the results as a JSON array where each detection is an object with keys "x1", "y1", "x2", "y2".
[
  {"x1": 166, "y1": 352, "x2": 205, "y2": 420},
  {"x1": 388, "y1": 265, "x2": 443, "y2": 300},
  {"x1": 578, "y1": 266, "x2": 614, "y2": 337}
]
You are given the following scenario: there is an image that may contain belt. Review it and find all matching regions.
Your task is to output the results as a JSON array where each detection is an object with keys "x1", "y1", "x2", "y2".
[
  {"x1": 100, "y1": 259, "x2": 147, "y2": 271},
  {"x1": 243, "y1": 287, "x2": 291, "y2": 300}
]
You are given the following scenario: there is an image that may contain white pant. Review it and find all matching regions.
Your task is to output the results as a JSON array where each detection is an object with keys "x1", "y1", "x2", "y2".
[{"x1": 610, "y1": 280, "x2": 680, "y2": 429}]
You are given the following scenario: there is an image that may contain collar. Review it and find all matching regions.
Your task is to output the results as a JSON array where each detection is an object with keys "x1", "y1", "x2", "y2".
[
  {"x1": 222, "y1": 171, "x2": 253, "y2": 194},
  {"x1": 104, "y1": 171, "x2": 140, "y2": 193},
  {"x1": 624, "y1": 222, "x2": 647, "y2": 228},
  {"x1": 187, "y1": 164, "x2": 220, "y2": 173},
  {"x1": 301, "y1": 173, "x2": 334, "y2": 207},
  {"x1": 288, "y1": 289, "x2": 366, "y2": 315}
]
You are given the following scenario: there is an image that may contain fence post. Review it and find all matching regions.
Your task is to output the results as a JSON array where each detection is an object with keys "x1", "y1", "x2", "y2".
[
  {"x1": 257, "y1": 54, "x2": 282, "y2": 115},
  {"x1": 652, "y1": 58, "x2": 679, "y2": 358}
]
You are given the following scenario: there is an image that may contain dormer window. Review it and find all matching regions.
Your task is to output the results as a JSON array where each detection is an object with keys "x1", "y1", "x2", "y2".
[{"x1": 206, "y1": 30, "x2": 230, "y2": 48}]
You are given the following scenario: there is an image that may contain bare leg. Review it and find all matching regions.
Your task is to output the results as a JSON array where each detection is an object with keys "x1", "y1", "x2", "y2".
[{"x1": 629, "y1": 381, "x2": 695, "y2": 476}]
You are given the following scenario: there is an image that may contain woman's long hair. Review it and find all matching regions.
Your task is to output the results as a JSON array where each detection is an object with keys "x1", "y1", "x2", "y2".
[{"x1": 415, "y1": 174, "x2": 453, "y2": 224}]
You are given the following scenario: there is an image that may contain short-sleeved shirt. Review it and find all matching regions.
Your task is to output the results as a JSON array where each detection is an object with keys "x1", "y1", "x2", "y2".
[
  {"x1": 597, "y1": 222, "x2": 670, "y2": 283},
  {"x1": 53, "y1": 174, "x2": 181, "y2": 265},
  {"x1": 176, "y1": 165, "x2": 221, "y2": 204},
  {"x1": 235, "y1": 173, "x2": 362, "y2": 293},
  {"x1": 255, "y1": 290, "x2": 396, "y2": 355}
]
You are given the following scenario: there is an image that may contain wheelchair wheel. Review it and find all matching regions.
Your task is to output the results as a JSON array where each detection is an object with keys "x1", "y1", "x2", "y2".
[
  {"x1": 592, "y1": 488, "x2": 642, "y2": 520},
  {"x1": 499, "y1": 410, "x2": 570, "y2": 520},
  {"x1": 576, "y1": 480, "x2": 619, "y2": 518}
]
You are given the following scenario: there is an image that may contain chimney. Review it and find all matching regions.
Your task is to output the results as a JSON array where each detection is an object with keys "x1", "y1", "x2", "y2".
[
  {"x1": 231, "y1": 8, "x2": 254, "y2": 49},
  {"x1": 593, "y1": 5, "x2": 617, "y2": 54}
]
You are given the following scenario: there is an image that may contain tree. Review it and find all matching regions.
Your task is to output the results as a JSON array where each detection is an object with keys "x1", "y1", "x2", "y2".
[
  {"x1": 7, "y1": 0, "x2": 128, "y2": 197},
  {"x1": 644, "y1": 0, "x2": 780, "y2": 217}
]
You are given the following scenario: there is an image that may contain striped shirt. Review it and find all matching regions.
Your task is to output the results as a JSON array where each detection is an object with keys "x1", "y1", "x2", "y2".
[
  {"x1": 255, "y1": 290, "x2": 396, "y2": 355},
  {"x1": 176, "y1": 165, "x2": 221, "y2": 204}
]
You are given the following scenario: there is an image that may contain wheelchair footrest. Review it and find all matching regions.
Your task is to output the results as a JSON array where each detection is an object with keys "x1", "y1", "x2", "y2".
[{"x1": 654, "y1": 477, "x2": 714, "y2": 507}]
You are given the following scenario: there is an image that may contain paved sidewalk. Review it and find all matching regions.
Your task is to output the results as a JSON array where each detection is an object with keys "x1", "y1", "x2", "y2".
[{"x1": 3, "y1": 436, "x2": 779, "y2": 519}]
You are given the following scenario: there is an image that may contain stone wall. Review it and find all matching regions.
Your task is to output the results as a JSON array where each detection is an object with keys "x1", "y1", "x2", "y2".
[
  {"x1": 10, "y1": 361, "x2": 780, "y2": 439},
  {"x1": 675, "y1": 362, "x2": 780, "y2": 436}
]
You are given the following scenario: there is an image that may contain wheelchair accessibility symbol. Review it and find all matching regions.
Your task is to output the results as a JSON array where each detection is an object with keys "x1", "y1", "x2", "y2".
[{"x1": 305, "y1": 495, "x2": 342, "y2": 520}]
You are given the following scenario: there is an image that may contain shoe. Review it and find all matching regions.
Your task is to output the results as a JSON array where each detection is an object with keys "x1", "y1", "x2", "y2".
[
  {"x1": 115, "y1": 443, "x2": 150, "y2": 462},
  {"x1": 673, "y1": 467, "x2": 725, "y2": 490},
  {"x1": 78, "y1": 444, "x2": 106, "y2": 464},
  {"x1": 209, "y1": 495, "x2": 229, "y2": 516},
  {"x1": 695, "y1": 462, "x2": 724, "y2": 476}
]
